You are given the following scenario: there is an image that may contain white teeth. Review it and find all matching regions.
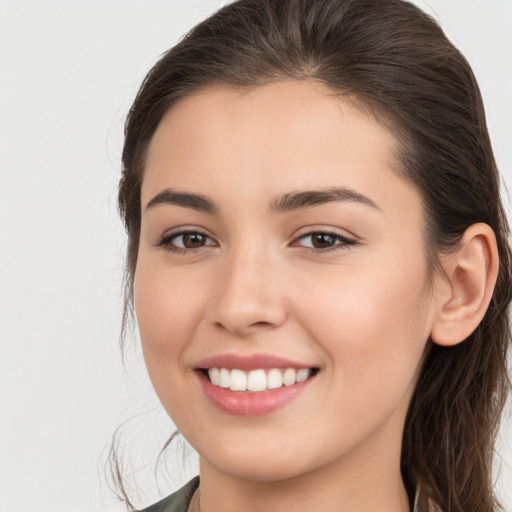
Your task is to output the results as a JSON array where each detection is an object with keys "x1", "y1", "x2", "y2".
[
  {"x1": 219, "y1": 368, "x2": 230, "y2": 388},
  {"x1": 209, "y1": 367, "x2": 220, "y2": 385},
  {"x1": 207, "y1": 367, "x2": 313, "y2": 392},
  {"x1": 267, "y1": 368, "x2": 283, "y2": 389},
  {"x1": 296, "y1": 368, "x2": 310, "y2": 382},
  {"x1": 282, "y1": 368, "x2": 296, "y2": 386},
  {"x1": 230, "y1": 369, "x2": 247, "y2": 391},
  {"x1": 247, "y1": 369, "x2": 267, "y2": 392}
]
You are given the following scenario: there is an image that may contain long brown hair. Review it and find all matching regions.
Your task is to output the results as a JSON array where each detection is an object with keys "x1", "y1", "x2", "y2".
[{"x1": 114, "y1": 0, "x2": 512, "y2": 509}]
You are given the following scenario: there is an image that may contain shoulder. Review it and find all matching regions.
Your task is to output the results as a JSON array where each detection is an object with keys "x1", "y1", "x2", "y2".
[{"x1": 138, "y1": 476, "x2": 200, "y2": 512}]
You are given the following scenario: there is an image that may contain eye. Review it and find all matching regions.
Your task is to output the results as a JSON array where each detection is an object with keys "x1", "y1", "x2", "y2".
[
  {"x1": 293, "y1": 231, "x2": 356, "y2": 252},
  {"x1": 157, "y1": 230, "x2": 216, "y2": 253}
]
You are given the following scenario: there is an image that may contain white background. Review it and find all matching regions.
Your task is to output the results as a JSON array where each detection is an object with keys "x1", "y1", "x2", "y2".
[{"x1": 0, "y1": 1, "x2": 510, "y2": 511}]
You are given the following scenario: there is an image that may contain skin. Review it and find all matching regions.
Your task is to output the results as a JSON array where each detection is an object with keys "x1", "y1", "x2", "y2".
[{"x1": 134, "y1": 80, "x2": 477, "y2": 512}]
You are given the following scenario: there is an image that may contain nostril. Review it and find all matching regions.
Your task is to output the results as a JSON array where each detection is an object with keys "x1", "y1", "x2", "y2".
[
  {"x1": 208, "y1": 293, "x2": 288, "y2": 335},
  {"x1": 213, "y1": 319, "x2": 277, "y2": 334}
]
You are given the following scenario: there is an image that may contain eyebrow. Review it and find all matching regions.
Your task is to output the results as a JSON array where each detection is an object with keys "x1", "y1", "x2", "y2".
[
  {"x1": 146, "y1": 189, "x2": 218, "y2": 214},
  {"x1": 145, "y1": 186, "x2": 380, "y2": 214},
  {"x1": 269, "y1": 187, "x2": 380, "y2": 213}
]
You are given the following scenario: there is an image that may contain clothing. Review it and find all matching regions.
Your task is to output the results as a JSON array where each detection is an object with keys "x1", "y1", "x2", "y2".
[
  {"x1": 139, "y1": 476, "x2": 426, "y2": 511},
  {"x1": 139, "y1": 477, "x2": 199, "y2": 512}
]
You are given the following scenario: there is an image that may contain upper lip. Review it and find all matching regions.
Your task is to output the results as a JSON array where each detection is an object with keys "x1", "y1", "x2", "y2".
[{"x1": 195, "y1": 353, "x2": 317, "y2": 371}]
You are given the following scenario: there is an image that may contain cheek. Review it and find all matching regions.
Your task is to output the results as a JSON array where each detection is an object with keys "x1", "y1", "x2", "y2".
[
  {"x1": 133, "y1": 258, "x2": 217, "y2": 431},
  {"x1": 297, "y1": 250, "x2": 431, "y2": 403},
  {"x1": 134, "y1": 258, "x2": 206, "y2": 378}
]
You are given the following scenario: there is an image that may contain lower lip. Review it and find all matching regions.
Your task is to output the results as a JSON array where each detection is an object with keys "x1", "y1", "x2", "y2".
[{"x1": 197, "y1": 371, "x2": 314, "y2": 416}]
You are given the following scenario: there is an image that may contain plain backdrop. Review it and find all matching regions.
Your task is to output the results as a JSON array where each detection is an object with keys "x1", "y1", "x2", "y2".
[{"x1": 0, "y1": 1, "x2": 510, "y2": 511}]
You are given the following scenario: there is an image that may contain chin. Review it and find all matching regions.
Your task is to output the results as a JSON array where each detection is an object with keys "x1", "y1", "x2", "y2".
[
  {"x1": 196, "y1": 434, "x2": 328, "y2": 484},
  {"x1": 206, "y1": 456, "x2": 311, "y2": 483}
]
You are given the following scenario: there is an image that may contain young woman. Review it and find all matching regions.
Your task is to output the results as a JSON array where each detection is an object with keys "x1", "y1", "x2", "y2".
[{"x1": 114, "y1": 0, "x2": 512, "y2": 510}]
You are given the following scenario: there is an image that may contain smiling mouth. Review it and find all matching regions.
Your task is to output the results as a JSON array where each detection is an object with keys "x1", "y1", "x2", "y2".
[{"x1": 202, "y1": 367, "x2": 319, "y2": 393}]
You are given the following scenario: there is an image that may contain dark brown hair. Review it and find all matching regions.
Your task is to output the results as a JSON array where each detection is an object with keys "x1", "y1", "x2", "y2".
[{"x1": 115, "y1": 0, "x2": 512, "y2": 510}]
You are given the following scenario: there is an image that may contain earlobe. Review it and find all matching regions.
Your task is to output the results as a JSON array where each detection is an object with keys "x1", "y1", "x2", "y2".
[{"x1": 430, "y1": 223, "x2": 499, "y2": 347}]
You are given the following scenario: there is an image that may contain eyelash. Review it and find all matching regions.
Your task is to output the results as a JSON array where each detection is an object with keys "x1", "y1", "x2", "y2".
[
  {"x1": 293, "y1": 230, "x2": 356, "y2": 253},
  {"x1": 156, "y1": 229, "x2": 356, "y2": 254},
  {"x1": 156, "y1": 231, "x2": 215, "y2": 254}
]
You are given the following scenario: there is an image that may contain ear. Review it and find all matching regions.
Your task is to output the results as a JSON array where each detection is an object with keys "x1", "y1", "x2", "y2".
[{"x1": 430, "y1": 223, "x2": 499, "y2": 347}]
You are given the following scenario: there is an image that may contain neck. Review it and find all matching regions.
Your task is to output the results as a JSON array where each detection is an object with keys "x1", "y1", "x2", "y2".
[{"x1": 195, "y1": 423, "x2": 411, "y2": 512}]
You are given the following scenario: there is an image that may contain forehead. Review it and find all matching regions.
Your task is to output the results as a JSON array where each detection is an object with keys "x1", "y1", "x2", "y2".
[
  {"x1": 142, "y1": 80, "x2": 421, "y2": 225},
  {"x1": 146, "y1": 81, "x2": 397, "y2": 160},
  {"x1": 145, "y1": 81, "x2": 396, "y2": 179}
]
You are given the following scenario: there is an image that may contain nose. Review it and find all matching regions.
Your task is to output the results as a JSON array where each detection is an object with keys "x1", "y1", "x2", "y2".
[{"x1": 206, "y1": 244, "x2": 288, "y2": 337}]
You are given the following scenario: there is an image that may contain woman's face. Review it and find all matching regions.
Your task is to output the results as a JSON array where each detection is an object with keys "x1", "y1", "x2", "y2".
[{"x1": 135, "y1": 81, "x2": 439, "y2": 483}]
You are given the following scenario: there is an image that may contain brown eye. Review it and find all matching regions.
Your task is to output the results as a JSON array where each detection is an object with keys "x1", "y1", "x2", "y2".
[
  {"x1": 180, "y1": 232, "x2": 208, "y2": 248},
  {"x1": 158, "y1": 231, "x2": 216, "y2": 252},
  {"x1": 295, "y1": 231, "x2": 356, "y2": 252},
  {"x1": 309, "y1": 233, "x2": 338, "y2": 249}
]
